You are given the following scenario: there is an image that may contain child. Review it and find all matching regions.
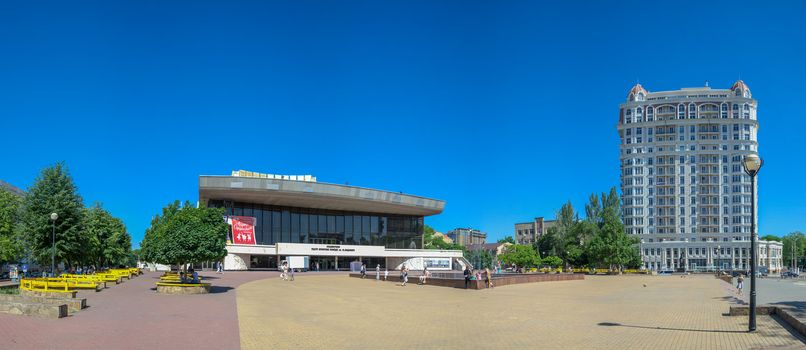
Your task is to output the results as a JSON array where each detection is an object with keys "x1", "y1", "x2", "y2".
[{"x1": 384, "y1": 269, "x2": 389, "y2": 281}]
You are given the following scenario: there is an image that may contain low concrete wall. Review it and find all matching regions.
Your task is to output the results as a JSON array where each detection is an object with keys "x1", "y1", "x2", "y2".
[
  {"x1": 156, "y1": 284, "x2": 211, "y2": 295},
  {"x1": 0, "y1": 299, "x2": 68, "y2": 319},
  {"x1": 20, "y1": 289, "x2": 77, "y2": 299},
  {"x1": 729, "y1": 306, "x2": 806, "y2": 337},
  {"x1": 0, "y1": 294, "x2": 86, "y2": 313},
  {"x1": 349, "y1": 273, "x2": 584, "y2": 289}
]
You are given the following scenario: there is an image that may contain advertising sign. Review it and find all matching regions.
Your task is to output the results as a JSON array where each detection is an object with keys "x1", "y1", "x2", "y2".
[{"x1": 230, "y1": 216, "x2": 256, "y2": 245}]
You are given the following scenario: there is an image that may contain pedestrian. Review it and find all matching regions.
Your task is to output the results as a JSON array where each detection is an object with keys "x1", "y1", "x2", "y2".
[
  {"x1": 737, "y1": 274, "x2": 744, "y2": 295},
  {"x1": 384, "y1": 268, "x2": 389, "y2": 281},
  {"x1": 289, "y1": 267, "x2": 295, "y2": 281},
  {"x1": 281, "y1": 262, "x2": 288, "y2": 281},
  {"x1": 376, "y1": 264, "x2": 380, "y2": 281},
  {"x1": 402, "y1": 266, "x2": 409, "y2": 286},
  {"x1": 316, "y1": 262, "x2": 320, "y2": 272},
  {"x1": 464, "y1": 265, "x2": 472, "y2": 289},
  {"x1": 485, "y1": 268, "x2": 494, "y2": 289},
  {"x1": 360, "y1": 264, "x2": 366, "y2": 279}
]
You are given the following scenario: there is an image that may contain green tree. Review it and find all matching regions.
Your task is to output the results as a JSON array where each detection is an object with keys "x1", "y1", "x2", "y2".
[
  {"x1": 0, "y1": 188, "x2": 23, "y2": 264},
  {"x1": 498, "y1": 244, "x2": 541, "y2": 269},
  {"x1": 585, "y1": 187, "x2": 639, "y2": 272},
  {"x1": 142, "y1": 202, "x2": 228, "y2": 269},
  {"x1": 19, "y1": 163, "x2": 88, "y2": 270},
  {"x1": 83, "y1": 203, "x2": 131, "y2": 268},
  {"x1": 761, "y1": 234, "x2": 781, "y2": 242},
  {"x1": 497, "y1": 235, "x2": 516, "y2": 244},
  {"x1": 782, "y1": 232, "x2": 806, "y2": 270},
  {"x1": 542, "y1": 255, "x2": 563, "y2": 269},
  {"x1": 468, "y1": 248, "x2": 494, "y2": 269}
]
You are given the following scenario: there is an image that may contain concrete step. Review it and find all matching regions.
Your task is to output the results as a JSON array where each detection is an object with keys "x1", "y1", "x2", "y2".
[
  {"x1": 0, "y1": 299, "x2": 68, "y2": 319},
  {"x1": 0, "y1": 294, "x2": 86, "y2": 313}
]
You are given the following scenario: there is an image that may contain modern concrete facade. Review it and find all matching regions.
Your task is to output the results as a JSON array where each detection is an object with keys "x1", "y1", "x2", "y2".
[
  {"x1": 618, "y1": 81, "x2": 782, "y2": 272},
  {"x1": 446, "y1": 228, "x2": 486, "y2": 246},
  {"x1": 199, "y1": 172, "x2": 464, "y2": 271},
  {"x1": 514, "y1": 217, "x2": 556, "y2": 245}
]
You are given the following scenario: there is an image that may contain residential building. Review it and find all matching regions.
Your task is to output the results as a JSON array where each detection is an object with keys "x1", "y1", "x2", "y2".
[
  {"x1": 514, "y1": 217, "x2": 556, "y2": 245},
  {"x1": 446, "y1": 228, "x2": 486, "y2": 246},
  {"x1": 618, "y1": 81, "x2": 782, "y2": 272}
]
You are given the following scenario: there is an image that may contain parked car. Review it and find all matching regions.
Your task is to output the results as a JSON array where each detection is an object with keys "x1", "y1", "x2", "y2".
[{"x1": 782, "y1": 271, "x2": 800, "y2": 278}]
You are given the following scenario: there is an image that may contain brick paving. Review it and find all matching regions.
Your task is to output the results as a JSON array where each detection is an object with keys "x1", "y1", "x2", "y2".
[
  {"x1": 237, "y1": 274, "x2": 806, "y2": 350},
  {"x1": 0, "y1": 270, "x2": 279, "y2": 350}
]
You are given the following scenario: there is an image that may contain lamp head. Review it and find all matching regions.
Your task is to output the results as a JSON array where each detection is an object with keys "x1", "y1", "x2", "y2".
[
  {"x1": 50, "y1": 212, "x2": 58, "y2": 221},
  {"x1": 742, "y1": 154, "x2": 763, "y2": 177}
]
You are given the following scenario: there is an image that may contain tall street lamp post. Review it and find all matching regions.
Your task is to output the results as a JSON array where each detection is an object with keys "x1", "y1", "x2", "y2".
[
  {"x1": 743, "y1": 154, "x2": 763, "y2": 332},
  {"x1": 50, "y1": 212, "x2": 58, "y2": 277}
]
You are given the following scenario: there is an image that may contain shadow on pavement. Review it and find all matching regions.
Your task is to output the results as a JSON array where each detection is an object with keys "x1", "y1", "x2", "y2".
[
  {"x1": 209, "y1": 286, "x2": 234, "y2": 294},
  {"x1": 597, "y1": 322, "x2": 746, "y2": 334}
]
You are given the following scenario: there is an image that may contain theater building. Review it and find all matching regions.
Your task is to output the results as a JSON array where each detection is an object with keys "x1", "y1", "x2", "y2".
[{"x1": 200, "y1": 171, "x2": 464, "y2": 271}]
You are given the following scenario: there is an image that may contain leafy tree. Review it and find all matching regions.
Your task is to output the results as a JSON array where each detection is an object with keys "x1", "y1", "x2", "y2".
[
  {"x1": 497, "y1": 235, "x2": 516, "y2": 244},
  {"x1": 543, "y1": 255, "x2": 563, "y2": 268},
  {"x1": 498, "y1": 244, "x2": 541, "y2": 269},
  {"x1": 782, "y1": 231, "x2": 806, "y2": 269},
  {"x1": 141, "y1": 201, "x2": 182, "y2": 263},
  {"x1": 83, "y1": 203, "x2": 131, "y2": 268},
  {"x1": 19, "y1": 163, "x2": 88, "y2": 270},
  {"x1": 468, "y1": 248, "x2": 494, "y2": 269},
  {"x1": 142, "y1": 201, "x2": 228, "y2": 269},
  {"x1": 761, "y1": 234, "x2": 781, "y2": 242},
  {"x1": 0, "y1": 188, "x2": 23, "y2": 264},
  {"x1": 585, "y1": 188, "x2": 639, "y2": 272}
]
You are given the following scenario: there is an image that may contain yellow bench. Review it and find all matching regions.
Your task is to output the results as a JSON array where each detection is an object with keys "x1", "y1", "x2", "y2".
[
  {"x1": 20, "y1": 278, "x2": 73, "y2": 292},
  {"x1": 41, "y1": 278, "x2": 104, "y2": 291}
]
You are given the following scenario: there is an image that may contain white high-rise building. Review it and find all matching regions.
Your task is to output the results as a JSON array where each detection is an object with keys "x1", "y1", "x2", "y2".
[{"x1": 617, "y1": 81, "x2": 782, "y2": 273}]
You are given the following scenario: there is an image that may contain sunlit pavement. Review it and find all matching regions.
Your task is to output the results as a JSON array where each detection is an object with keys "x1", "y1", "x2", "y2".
[{"x1": 237, "y1": 274, "x2": 806, "y2": 350}]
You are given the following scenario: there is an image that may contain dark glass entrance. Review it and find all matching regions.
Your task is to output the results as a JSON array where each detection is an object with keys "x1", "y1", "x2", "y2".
[{"x1": 310, "y1": 256, "x2": 336, "y2": 271}]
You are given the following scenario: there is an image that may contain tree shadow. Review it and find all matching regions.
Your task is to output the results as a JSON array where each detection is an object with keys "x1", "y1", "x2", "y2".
[
  {"x1": 597, "y1": 322, "x2": 746, "y2": 334},
  {"x1": 209, "y1": 286, "x2": 234, "y2": 294}
]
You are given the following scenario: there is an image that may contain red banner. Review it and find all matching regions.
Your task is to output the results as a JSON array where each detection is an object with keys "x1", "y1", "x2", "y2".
[{"x1": 231, "y1": 216, "x2": 256, "y2": 245}]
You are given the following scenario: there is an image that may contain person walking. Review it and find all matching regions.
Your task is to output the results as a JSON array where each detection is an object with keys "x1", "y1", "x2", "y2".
[
  {"x1": 376, "y1": 264, "x2": 381, "y2": 281},
  {"x1": 402, "y1": 266, "x2": 409, "y2": 286},
  {"x1": 316, "y1": 262, "x2": 320, "y2": 272},
  {"x1": 485, "y1": 268, "x2": 494, "y2": 289},
  {"x1": 737, "y1": 274, "x2": 744, "y2": 295},
  {"x1": 360, "y1": 264, "x2": 367, "y2": 279},
  {"x1": 464, "y1": 265, "x2": 472, "y2": 289},
  {"x1": 281, "y1": 263, "x2": 288, "y2": 281},
  {"x1": 384, "y1": 268, "x2": 389, "y2": 281},
  {"x1": 289, "y1": 267, "x2": 295, "y2": 281}
]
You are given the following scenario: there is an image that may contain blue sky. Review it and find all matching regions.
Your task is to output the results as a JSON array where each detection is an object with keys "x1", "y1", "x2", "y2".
[{"x1": 1, "y1": 1, "x2": 805, "y2": 246}]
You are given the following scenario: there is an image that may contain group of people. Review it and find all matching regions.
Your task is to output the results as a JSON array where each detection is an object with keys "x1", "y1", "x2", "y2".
[
  {"x1": 359, "y1": 263, "x2": 435, "y2": 287},
  {"x1": 280, "y1": 262, "x2": 295, "y2": 281},
  {"x1": 463, "y1": 266, "x2": 494, "y2": 289},
  {"x1": 179, "y1": 268, "x2": 200, "y2": 284}
]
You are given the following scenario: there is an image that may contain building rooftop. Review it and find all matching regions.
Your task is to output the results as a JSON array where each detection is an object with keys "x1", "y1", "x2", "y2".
[
  {"x1": 199, "y1": 175, "x2": 445, "y2": 216},
  {"x1": 0, "y1": 180, "x2": 24, "y2": 196}
]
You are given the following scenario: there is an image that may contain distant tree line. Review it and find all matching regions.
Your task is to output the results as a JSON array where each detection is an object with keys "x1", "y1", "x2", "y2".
[{"x1": 0, "y1": 163, "x2": 132, "y2": 271}]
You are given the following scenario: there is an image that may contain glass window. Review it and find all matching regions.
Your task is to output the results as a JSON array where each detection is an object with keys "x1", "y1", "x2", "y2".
[
  {"x1": 290, "y1": 213, "x2": 300, "y2": 243},
  {"x1": 362, "y1": 216, "x2": 371, "y2": 245},
  {"x1": 300, "y1": 214, "x2": 309, "y2": 243},
  {"x1": 281, "y1": 211, "x2": 291, "y2": 243},
  {"x1": 272, "y1": 211, "x2": 281, "y2": 244}
]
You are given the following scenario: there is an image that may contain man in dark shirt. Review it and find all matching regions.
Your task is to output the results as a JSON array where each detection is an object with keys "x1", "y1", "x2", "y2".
[{"x1": 464, "y1": 266, "x2": 472, "y2": 289}]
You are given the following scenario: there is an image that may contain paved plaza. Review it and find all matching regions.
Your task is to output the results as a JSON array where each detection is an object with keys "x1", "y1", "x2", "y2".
[
  {"x1": 237, "y1": 274, "x2": 806, "y2": 350},
  {"x1": 1, "y1": 272, "x2": 804, "y2": 349}
]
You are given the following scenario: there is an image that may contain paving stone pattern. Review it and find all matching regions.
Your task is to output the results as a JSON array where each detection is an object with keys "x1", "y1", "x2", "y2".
[
  {"x1": 0, "y1": 271, "x2": 278, "y2": 350},
  {"x1": 237, "y1": 274, "x2": 806, "y2": 350}
]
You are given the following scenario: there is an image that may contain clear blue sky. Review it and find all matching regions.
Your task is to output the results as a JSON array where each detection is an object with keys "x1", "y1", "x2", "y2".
[{"x1": 1, "y1": 1, "x2": 805, "y2": 247}]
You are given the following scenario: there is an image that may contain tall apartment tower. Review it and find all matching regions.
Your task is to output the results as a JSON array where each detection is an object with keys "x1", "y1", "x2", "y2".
[{"x1": 617, "y1": 81, "x2": 781, "y2": 273}]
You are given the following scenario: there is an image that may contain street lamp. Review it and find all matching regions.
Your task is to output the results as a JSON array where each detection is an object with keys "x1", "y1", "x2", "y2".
[
  {"x1": 743, "y1": 154, "x2": 763, "y2": 332},
  {"x1": 50, "y1": 212, "x2": 58, "y2": 277}
]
